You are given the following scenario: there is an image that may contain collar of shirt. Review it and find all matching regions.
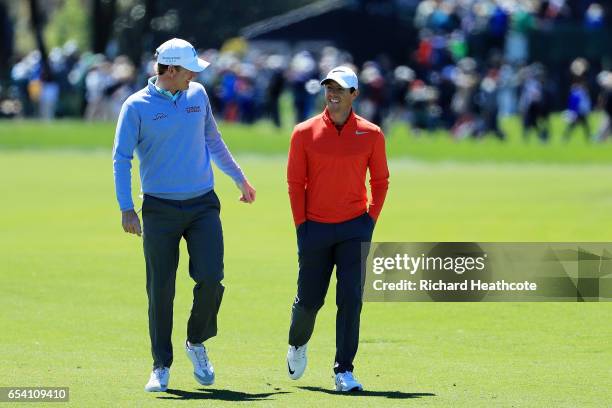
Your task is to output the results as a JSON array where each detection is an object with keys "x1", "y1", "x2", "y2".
[
  {"x1": 148, "y1": 76, "x2": 182, "y2": 102},
  {"x1": 322, "y1": 107, "x2": 356, "y2": 131}
]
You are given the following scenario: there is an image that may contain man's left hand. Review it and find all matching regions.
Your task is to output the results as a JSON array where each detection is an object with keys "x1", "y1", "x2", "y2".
[{"x1": 238, "y1": 179, "x2": 256, "y2": 203}]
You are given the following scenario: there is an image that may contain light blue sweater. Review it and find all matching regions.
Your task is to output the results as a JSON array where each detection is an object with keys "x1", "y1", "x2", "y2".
[{"x1": 112, "y1": 78, "x2": 245, "y2": 211}]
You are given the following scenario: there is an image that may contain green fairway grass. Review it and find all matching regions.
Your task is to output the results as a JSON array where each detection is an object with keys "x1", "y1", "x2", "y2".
[
  {"x1": 1, "y1": 113, "x2": 611, "y2": 164},
  {"x1": 0, "y1": 145, "x2": 610, "y2": 407}
]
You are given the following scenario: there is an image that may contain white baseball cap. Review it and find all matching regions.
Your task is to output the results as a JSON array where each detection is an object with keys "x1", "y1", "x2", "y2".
[
  {"x1": 155, "y1": 38, "x2": 210, "y2": 72},
  {"x1": 320, "y1": 66, "x2": 358, "y2": 89}
]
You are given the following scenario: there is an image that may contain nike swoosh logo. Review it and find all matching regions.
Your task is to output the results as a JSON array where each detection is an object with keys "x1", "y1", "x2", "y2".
[
  {"x1": 287, "y1": 361, "x2": 295, "y2": 375},
  {"x1": 355, "y1": 131, "x2": 368, "y2": 135}
]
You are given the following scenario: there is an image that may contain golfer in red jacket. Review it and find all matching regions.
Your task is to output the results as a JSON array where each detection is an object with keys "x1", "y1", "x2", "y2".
[{"x1": 285, "y1": 66, "x2": 390, "y2": 392}]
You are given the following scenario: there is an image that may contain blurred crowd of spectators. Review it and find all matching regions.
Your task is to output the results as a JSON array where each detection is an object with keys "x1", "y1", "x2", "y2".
[
  {"x1": 2, "y1": 0, "x2": 612, "y2": 142},
  {"x1": 5, "y1": 41, "x2": 138, "y2": 122},
  {"x1": 405, "y1": 0, "x2": 612, "y2": 141}
]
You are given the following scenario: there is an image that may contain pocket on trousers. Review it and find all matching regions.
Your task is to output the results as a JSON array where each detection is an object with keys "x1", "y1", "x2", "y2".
[
  {"x1": 296, "y1": 221, "x2": 308, "y2": 252},
  {"x1": 364, "y1": 212, "x2": 375, "y2": 228},
  {"x1": 211, "y1": 190, "x2": 221, "y2": 212},
  {"x1": 141, "y1": 195, "x2": 151, "y2": 215}
]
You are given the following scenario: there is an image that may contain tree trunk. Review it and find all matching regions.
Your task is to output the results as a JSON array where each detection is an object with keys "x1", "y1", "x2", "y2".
[
  {"x1": 91, "y1": 0, "x2": 117, "y2": 54},
  {"x1": 0, "y1": 2, "x2": 14, "y2": 80},
  {"x1": 28, "y1": 0, "x2": 51, "y2": 79},
  {"x1": 142, "y1": 0, "x2": 157, "y2": 57}
]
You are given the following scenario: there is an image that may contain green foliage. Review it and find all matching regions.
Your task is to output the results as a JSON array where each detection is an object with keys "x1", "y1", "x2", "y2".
[{"x1": 45, "y1": 0, "x2": 89, "y2": 50}]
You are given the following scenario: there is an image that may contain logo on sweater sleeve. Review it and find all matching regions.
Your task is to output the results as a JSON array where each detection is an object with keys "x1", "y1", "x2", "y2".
[{"x1": 186, "y1": 105, "x2": 201, "y2": 113}]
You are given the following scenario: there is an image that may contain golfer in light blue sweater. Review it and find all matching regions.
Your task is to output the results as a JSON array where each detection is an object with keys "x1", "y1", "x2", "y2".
[{"x1": 112, "y1": 38, "x2": 256, "y2": 393}]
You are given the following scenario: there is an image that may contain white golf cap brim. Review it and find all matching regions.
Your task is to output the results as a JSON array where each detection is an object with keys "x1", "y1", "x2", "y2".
[
  {"x1": 320, "y1": 75, "x2": 351, "y2": 88},
  {"x1": 182, "y1": 57, "x2": 210, "y2": 73},
  {"x1": 320, "y1": 66, "x2": 358, "y2": 89},
  {"x1": 156, "y1": 38, "x2": 211, "y2": 72}
]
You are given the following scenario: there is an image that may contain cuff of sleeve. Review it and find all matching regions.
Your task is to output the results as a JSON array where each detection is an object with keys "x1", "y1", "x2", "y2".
[{"x1": 234, "y1": 173, "x2": 247, "y2": 185}]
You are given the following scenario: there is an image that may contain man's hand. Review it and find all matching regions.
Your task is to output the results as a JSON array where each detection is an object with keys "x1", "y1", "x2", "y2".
[
  {"x1": 238, "y1": 179, "x2": 256, "y2": 204},
  {"x1": 122, "y1": 209, "x2": 142, "y2": 236}
]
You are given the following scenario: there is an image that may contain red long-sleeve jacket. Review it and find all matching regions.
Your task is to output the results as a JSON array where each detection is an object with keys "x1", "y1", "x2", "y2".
[{"x1": 287, "y1": 108, "x2": 390, "y2": 226}]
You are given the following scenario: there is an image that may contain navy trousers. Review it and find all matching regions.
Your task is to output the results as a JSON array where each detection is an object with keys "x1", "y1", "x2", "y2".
[
  {"x1": 142, "y1": 190, "x2": 225, "y2": 368},
  {"x1": 288, "y1": 213, "x2": 375, "y2": 374}
]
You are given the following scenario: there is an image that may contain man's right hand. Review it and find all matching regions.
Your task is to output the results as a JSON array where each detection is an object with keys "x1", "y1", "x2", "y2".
[{"x1": 122, "y1": 209, "x2": 142, "y2": 236}]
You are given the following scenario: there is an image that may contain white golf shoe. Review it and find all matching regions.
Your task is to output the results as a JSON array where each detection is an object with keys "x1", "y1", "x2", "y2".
[
  {"x1": 335, "y1": 371, "x2": 363, "y2": 392},
  {"x1": 144, "y1": 366, "x2": 170, "y2": 392},
  {"x1": 185, "y1": 341, "x2": 215, "y2": 385},
  {"x1": 286, "y1": 344, "x2": 307, "y2": 380}
]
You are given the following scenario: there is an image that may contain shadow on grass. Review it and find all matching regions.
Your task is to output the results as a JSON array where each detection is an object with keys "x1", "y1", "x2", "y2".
[
  {"x1": 158, "y1": 388, "x2": 291, "y2": 401},
  {"x1": 298, "y1": 386, "x2": 435, "y2": 399}
]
